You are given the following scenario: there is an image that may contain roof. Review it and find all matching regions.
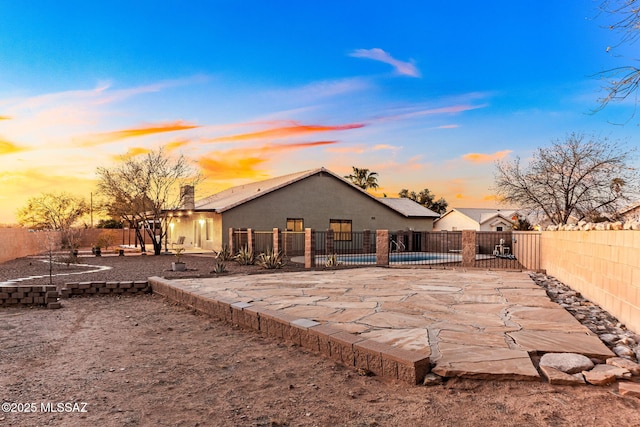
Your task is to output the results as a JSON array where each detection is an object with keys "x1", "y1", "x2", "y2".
[
  {"x1": 193, "y1": 167, "x2": 439, "y2": 218},
  {"x1": 377, "y1": 197, "x2": 440, "y2": 218},
  {"x1": 438, "y1": 208, "x2": 517, "y2": 225}
]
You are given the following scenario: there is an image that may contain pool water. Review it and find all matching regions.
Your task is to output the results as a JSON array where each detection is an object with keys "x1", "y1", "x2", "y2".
[{"x1": 336, "y1": 252, "x2": 456, "y2": 264}]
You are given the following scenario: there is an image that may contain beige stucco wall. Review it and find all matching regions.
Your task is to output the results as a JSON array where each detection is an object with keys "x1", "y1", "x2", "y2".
[
  {"x1": 433, "y1": 211, "x2": 478, "y2": 231},
  {"x1": 0, "y1": 229, "x2": 61, "y2": 263},
  {"x1": 541, "y1": 230, "x2": 640, "y2": 334}
]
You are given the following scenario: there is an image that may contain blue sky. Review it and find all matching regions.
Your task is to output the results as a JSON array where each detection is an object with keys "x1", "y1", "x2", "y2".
[{"x1": 1, "y1": 1, "x2": 638, "y2": 223}]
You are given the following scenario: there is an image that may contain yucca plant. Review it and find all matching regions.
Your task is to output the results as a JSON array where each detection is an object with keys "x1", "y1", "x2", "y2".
[
  {"x1": 257, "y1": 248, "x2": 284, "y2": 269},
  {"x1": 234, "y1": 245, "x2": 255, "y2": 265},
  {"x1": 211, "y1": 260, "x2": 227, "y2": 274}
]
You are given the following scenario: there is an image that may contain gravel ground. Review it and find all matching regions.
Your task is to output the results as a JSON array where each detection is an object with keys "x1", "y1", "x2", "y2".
[{"x1": 0, "y1": 252, "x2": 308, "y2": 286}]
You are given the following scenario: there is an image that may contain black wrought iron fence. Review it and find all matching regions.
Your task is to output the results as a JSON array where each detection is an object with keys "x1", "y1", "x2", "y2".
[
  {"x1": 314, "y1": 230, "x2": 376, "y2": 266},
  {"x1": 282, "y1": 231, "x2": 305, "y2": 257},
  {"x1": 386, "y1": 231, "x2": 462, "y2": 266}
]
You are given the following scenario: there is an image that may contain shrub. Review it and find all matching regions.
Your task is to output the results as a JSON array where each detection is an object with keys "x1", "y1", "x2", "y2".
[
  {"x1": 257, "y1": 248, "x2": 284, "y2": 269},
  {"x1": 211, "y1": 261, "x2": 227, "y2": 274},
  {"x1": 213, "y1": 245, "x2": 233, "y2": 261},
  {"x1": 234, "y1": 246, "x2": 255, "y2": 265}
]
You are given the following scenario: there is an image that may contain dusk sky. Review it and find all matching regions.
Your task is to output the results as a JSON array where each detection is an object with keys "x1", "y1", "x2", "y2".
[{"x1": 1, "y1": 1, "x2": 639, "y2": 224}]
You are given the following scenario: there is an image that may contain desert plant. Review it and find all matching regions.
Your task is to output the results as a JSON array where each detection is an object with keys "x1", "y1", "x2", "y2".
[
  {"x1": 174, "y1": 247, "x2": 186, "y2": 263},
  {"x1": 257, "y1": 248, "x2": 284, "y2": 269},
  {"x1": 211, "y1": 261, "x2": 227, "y2": 274},
  {"x1": 234, "y1": 245, "x2": 255, "y2": 265},
  {"x1": 325, "y1": 253, "x2": 341, "y2": 268},
  {"x1": 213, "y1": 245, "x2": 233, "y2": 261}
]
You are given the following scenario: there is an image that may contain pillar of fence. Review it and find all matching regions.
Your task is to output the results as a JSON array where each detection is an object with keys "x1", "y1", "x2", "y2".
[
  {"x1": 246, "y1": 228, "x2": 255, "y2": 252},
  {"x1": 462, "y1": 230, "x2": 476, "y2": 267},
  {"x1": 326, "y1": 229, "x2": 335, "y2": 255},
  {"x1": 363, "y1": 230, "x2": 372, "y2": 254},
  {"x1": 305, "y1": 228, "x2": 316, "y2": 268},
  {"x1": 228, "y1": 228, "x2": 235, "y2": 254},
  {"x1": 272, "y1": 228, "x2": 281, "y2": 254},
  {"x1": 376, "y1": 230, "x2": 390, "y2": 266}
]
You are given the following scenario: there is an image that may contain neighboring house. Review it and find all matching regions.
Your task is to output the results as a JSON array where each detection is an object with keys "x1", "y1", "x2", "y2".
[
  {"x1": 166, "y1": 167, "x2": 440, "y2": 251},
  {"x1": 433, "y1": 208, "x2": 517, "y2": 231}
]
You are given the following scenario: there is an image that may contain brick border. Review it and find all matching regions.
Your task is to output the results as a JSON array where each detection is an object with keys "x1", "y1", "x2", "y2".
[
  {"x1": 0, "y1": 280, "x2": 150, "y2": 309},
  {"x1": 148, "y1": 276, "x2": 430, "y2": 384}
]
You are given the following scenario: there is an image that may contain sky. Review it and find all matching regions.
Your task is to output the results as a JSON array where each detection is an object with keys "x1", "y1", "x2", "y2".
[{"x1": 1, "y1": 1, "x2": 639, "y2": 224}]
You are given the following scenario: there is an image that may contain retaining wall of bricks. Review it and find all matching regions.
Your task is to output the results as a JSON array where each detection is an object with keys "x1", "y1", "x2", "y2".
[
  {"x1": 0, "y1": 280, "x2": 150, "y2": 309},
  {"x1": 148, "y1": 276, "x2": 431, "y2": 384}
]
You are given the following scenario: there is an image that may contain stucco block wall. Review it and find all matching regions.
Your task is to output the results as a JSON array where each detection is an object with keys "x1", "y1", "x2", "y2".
[
  {"x1": 0, "y1": 229, "x2": 61, "y2": 264},
  {"x1": 541, "y1": 230, "x2": 640, "y2": 334}
]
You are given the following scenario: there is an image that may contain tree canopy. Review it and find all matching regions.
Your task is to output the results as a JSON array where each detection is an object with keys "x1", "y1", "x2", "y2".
[
  {"x1": 596, "y1": 0, "x2": 640, "y2": 118},
  {"x1": 96, "y1": 148, "x2": 201, "y2": 255},
  {"x1": 17, "y1": 191, "x2": 88, "y2": 230},
  {"x1": 398, "y1": 188, "x2": 448, "y2": 215},
  {"x1": 493, "y1": 133, "x2": 639, "y2": 225},
  {"x1": 344, "y1": 167, "x2": 379, "y2": 190}
]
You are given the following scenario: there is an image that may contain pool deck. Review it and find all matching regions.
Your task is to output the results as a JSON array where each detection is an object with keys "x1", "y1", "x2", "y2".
[{"x1": 149, "y1": 267, "x2": 614, "y2": 384}]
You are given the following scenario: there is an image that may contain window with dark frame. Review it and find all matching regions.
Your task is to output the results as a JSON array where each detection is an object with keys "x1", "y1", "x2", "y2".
[
  {"x1": 286, "y1": 218, "x2": 304, "y2": 232},
  {"x1": 330, "y1": 219, "x2": 352, "y2": 241}
]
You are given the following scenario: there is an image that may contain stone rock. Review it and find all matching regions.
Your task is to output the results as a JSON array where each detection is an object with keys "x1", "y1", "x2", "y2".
[
  {"x1": 583, "y1": 366, "x2": 617, "y2": 386},
  {"x1": 422, "y1": 373, "x2": 444, "y2": 386},
  {"x1": 619, "y1": 382, "x2": 640, "y2": 398},
  {"x1": 540, "y1": 365, "x2": 585, "y2": 385},
  {"x1": 599, "y1": 333, "x2": 619, "y2": 344},
  {"x1": 613, "y1": 344, "x2": 636, "y2": 359},
  {"x1": 607, "y1": 357, "x2": 640, "y2": 375},
  {"x1": 539, "y1": 353, "x2": 594, "y2": 374}
]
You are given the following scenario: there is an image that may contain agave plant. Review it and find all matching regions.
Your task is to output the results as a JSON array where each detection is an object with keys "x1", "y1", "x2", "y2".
[
  {"x1": 257, "y1": 248, "x2": 284, "y2": 269},
  {"x1": 234, "y1": 245, "x2": 255, "y2": 265},
  {"x1": 211, "y1": 260, "x2": 227, "y2": 274},
  {"x1": 213, "y1": 245, "x2": 233, "y2": 261}
]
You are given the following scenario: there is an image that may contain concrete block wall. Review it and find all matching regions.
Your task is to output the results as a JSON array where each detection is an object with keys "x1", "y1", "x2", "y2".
[
  {"x1": 0, "y1": 281, "x2": 150, "y2": 308},
  {"x1": 541, "y1": 230, "x2": 640, "y2": 333},
  {"x1": 149, "y1": 276, "x2": 431, "y2": 384},
  {"x1": 0, "y1": 229, "x2": 61, "y2": 263}
]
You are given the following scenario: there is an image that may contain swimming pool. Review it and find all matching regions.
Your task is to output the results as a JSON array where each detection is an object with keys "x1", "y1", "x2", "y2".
[{"x1": 333, "y1": 252, "x2": 461, "y2": 264}]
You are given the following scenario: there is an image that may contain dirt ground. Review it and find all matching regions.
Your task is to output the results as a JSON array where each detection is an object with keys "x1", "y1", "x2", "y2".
[{"x1": 2, "y1": 292, "x2": 640, "y2": 427}]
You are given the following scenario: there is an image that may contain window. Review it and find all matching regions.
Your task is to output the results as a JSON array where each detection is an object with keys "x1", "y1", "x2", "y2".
[
  {"x1": 286, "y1": 218, "x2": 304, "y2": 232},
  {"x1": 496, "y1": 226, "x2": 503, "y2": 231},
  {"x1": 330, "y1": 219, "x2": 352, "y2": 241}
]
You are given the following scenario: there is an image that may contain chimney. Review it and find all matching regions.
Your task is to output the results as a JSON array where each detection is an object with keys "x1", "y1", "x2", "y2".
[{"x1": 181, "y1": 185, "x2": 195, "y2": 210}]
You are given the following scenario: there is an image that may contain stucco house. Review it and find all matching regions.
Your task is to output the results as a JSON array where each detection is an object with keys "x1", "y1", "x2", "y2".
[
  {"x1": 433, "y1": 208, "x2": 517, "y2": 232},
  {"x1": 166, "y1": 167, "x2": 440, "y2": 251}
]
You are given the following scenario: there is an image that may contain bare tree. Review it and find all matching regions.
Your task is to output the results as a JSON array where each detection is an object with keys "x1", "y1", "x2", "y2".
[
  {"x1": 344, "y1": 167, "x2": 380, "y2": 190},
  {"x1": 493, "y1": 133, "x2": 639, "y2": 225},
  {"x1": 17, "y1": 192, "x2": 88, "y2": 252},
  {"x1": 596, "y1": 0, "x2": 640, "y2": 117},
  {"x1": 398, "y1": 188, "x2": 448, "y2": 215},
  {"x1": 96, "y1": 148, "x2": 201, "y2": 255}
]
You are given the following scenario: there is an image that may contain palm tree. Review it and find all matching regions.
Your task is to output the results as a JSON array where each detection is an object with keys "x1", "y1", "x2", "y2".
[{"x1": 345, "y1": 167, "x2": 379, "y2": 190}]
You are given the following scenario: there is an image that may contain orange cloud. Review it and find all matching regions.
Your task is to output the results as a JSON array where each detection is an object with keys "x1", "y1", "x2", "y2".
[
  {"x1": 211, "y1": 122, "x2": 364, "y2": 142},
  {"x1": 112, "y1": 147, "x2": 153, "y2": 160},
  {"x1": 199, "y1": 140, "x2": 338, "y2": 180},
  {"x1": 0, "y1": 139, "x2": 26, "y2": 155},
  {"x1": 165, "y1": 138, "x2": 191, "y2": 152},
  {"x1": 0, "y1": 116, "x2": 11, "y2": 120},
  {"x1": 78, "y1": 120, "x2": 200, "y2": 147},
  {"x1": 462, "y1": 150, "x2": 512, "y2": 164}
]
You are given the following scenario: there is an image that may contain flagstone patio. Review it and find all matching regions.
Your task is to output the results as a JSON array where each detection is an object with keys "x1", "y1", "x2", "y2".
[{"x1": 150, "y1": 268, "x2": 614, "y2": 383}]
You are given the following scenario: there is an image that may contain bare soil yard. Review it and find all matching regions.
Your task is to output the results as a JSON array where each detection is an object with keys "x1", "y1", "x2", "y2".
[{"x1": 1, "y1": 254, "x2": 640, "y2": 426}]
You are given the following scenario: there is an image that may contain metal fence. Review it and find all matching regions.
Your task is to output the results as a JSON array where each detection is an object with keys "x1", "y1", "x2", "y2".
[
  {"x1": 314, "y1": 230, "x2": 377, "y2": 266},
  {"x1": 229, "y1": 228, "x2": 542, "y2": 271}
]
